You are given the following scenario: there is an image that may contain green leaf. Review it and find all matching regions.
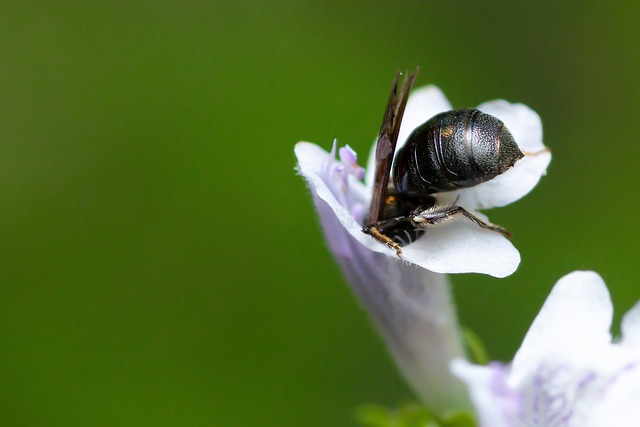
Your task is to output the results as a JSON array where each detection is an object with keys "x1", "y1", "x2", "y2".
[
  {"x1": 440, "y1": 411, "x2": 477, "y2": 427},
  {"x1": 395, "y1": 402, "x2": 437, "y2": 427},
  {"x1": 460, "y1": 326, "x2": 489, "y2": 365},
  {"x1": 354, "y1": 404, "x2": 395, "y2": 427},
  {"x1": 355, "y1": 402, "x2": 476, "y2": 427}
]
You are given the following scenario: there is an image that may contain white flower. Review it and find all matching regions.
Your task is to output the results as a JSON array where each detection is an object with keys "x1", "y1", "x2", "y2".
[
  {"x1": 295, "y1": 85, "x2": 550, "y2": 414},
  {"x1": 297, "y1": 85, "x2": 550, "y2": 278},
  {"x1": 452, "y1": 271, "x2": 640, "y2": 427}
]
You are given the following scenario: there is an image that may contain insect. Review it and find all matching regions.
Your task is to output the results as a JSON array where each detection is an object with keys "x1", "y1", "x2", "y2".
[{"x1": 363, "y1": 68, "x2": 525, "y2": 257}]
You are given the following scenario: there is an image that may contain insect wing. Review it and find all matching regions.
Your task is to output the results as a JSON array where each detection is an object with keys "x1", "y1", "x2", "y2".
[{"x1": 368, "y1": 68, "x2": 419, "y2": 224}]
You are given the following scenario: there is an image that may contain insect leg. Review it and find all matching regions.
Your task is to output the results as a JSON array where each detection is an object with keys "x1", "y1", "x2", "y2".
[
  {"x1": 362, "y1": 225, "x2": 404, "y2": 258},
  {"x1": 363, "y1": 214, "x2": 424, "y2": 258},
  {"x1": 411, "y1": 205, "x2": 511, "y2": 238}
]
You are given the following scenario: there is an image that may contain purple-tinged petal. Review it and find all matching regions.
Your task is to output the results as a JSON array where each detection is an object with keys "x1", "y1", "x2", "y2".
[
  {"x1": 453, "y1": 271, "x2": 640, "y2": 427},
  {"x1": 511, "y1": 271, "x2": 613, "y2": 383},
  {"x1": 297, "y1": 142, "x2": 519, "y2": 277},
  {"x1": 451, "y1": 359, "x2": 526, "y2": 427},
  {"x1": 296, "y1": 141, "x2": 470, "y2": 412},
  {"x1": 339, "y1": 144, "x2": 365, "y2": 180},
  {"x1": 588, "y1": 361, "x2": 640, "y2": 427}
]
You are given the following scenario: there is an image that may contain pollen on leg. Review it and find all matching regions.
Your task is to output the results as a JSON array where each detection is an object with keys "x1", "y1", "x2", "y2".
[{"x1": 363, "y1": 226, "x2": 403, "y2": 257}]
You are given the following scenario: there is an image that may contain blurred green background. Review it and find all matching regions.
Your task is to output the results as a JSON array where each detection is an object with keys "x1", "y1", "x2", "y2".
[{"x1": 1, "y1": 1, "x2": 638, "y2": 425}]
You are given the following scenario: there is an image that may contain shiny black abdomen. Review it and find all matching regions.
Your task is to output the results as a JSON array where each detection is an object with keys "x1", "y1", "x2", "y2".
[{"x1": 392, "y1": 109, "x2": 523, "y2": 195}]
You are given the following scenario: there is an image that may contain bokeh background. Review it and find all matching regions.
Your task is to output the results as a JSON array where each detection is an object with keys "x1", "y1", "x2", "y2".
[{"x1": 1, "y1": 1, "x2": 639, "y2": 425}]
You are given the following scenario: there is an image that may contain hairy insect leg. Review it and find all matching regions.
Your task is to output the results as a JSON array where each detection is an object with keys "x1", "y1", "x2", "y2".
[
  {"x1": 411, "y1": 205, "x2": 511, "y2": 238},
  {"x1": 363, "y1": 225, "x2": 404, "y2": 258},
  {"x1": 363, "y1": 213, "x2": 428, "y2": 257}
]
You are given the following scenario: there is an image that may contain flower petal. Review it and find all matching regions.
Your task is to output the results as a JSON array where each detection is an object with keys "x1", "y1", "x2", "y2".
[
  {"x1": 455, "y1": 272, "x2": 640, "y2": 427},
  {"x1": 296, "y1": 141, "x2": 470, "y2": 412},
  {"x1": 443, "y1": 151, "x2": 551, "y2": 211},
  {"x1": 364, "y1": 140, "x2": 377, "y2": 190},
  {"x1": 456, "y1": 100, "x2": 551, "y2": 209},
  {"x1": 332, "y1": 225, "x2": 472, "y2": 412},
  {"x1": 448, "y1": 101, "x2": 551, "y2": 210},
  {"x1": 621, "y1": 301, "x2": 640, "y2": 348},
  {"x1": 477, "y1": 101, "x2": 544, "y2": 152},
  {"x1": 451, "y1": 360, "x2": 526, "y2": 427},
  {"x1": 401, "y1": 218, "x2": 520, "y2": 278},
  {"x1": 297, "y1": 141, "x2": 519, "y2": 277},
  {"x1": 510, "y1": 271, "x2": 613, "y2": 382},
  {"x1": 367, "y1": 92, "x2": 550, "y2": 211},
  {"x1": 397, "y1": 85, "x2": 453, "y2": 151},
  {"x1": 587, "y1": 362, "x2": 640, "y2": 427},
  {"x1": 366, "y1": 85, "x2": 452, "y2": 187}
]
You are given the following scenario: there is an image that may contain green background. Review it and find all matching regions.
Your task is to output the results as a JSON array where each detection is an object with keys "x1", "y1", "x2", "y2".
[{"x1": 1, "y1": 1, "x2": 638, "y2": 425}]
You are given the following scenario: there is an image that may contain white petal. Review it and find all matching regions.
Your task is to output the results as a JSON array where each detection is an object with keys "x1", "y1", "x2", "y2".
[
  {"x1": 364, "y1": 140, "x2": 377, "y2": 190},
  {"x1": 401, "y1": 218, "x2": 520, "y2": 278},
  {"x1": 511, "y1": 271, "x2": 613, "y2": 382},
  {"x1": 397, "y1": 85, "x2": 453, "y2": 150},
  {"x1": 477, "y1": 100, "x2": 544, "y2": 152},
  {"x1": 313, "y1": 199, "x2": 471, "y2": 412},
  {"x1": 588, "y1": 363, "x2": 640, "y2": 427},
  {"x1": 455, "y1": 272, "x2": 640, "y2": 427},
  {"x1": 621, "y1": 301, "x2": 640, "y2": 348},
  {"x1": 446, "y1": 101, "x2": 551, "y2": 211},
  {"x1": 365, "y1": 85, "x2": 452, "y2": 188},
  {"x1": 451, "y1": 359, "x2": 525, "y2": 427},
  {"x1": 445, "y1": 151, "x2": 551, "y2": 211},
  {"x1": 368, "y1": 93, "x2": 550, "y2": 211},
  {"x1": 297, "y1": 141, "x2": 519, "y2": 277}
]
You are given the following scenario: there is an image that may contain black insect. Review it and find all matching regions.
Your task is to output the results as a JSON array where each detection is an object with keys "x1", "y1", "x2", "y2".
[{"x1": 363, "y1": 68, "x2": 526, "y2": 257}]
